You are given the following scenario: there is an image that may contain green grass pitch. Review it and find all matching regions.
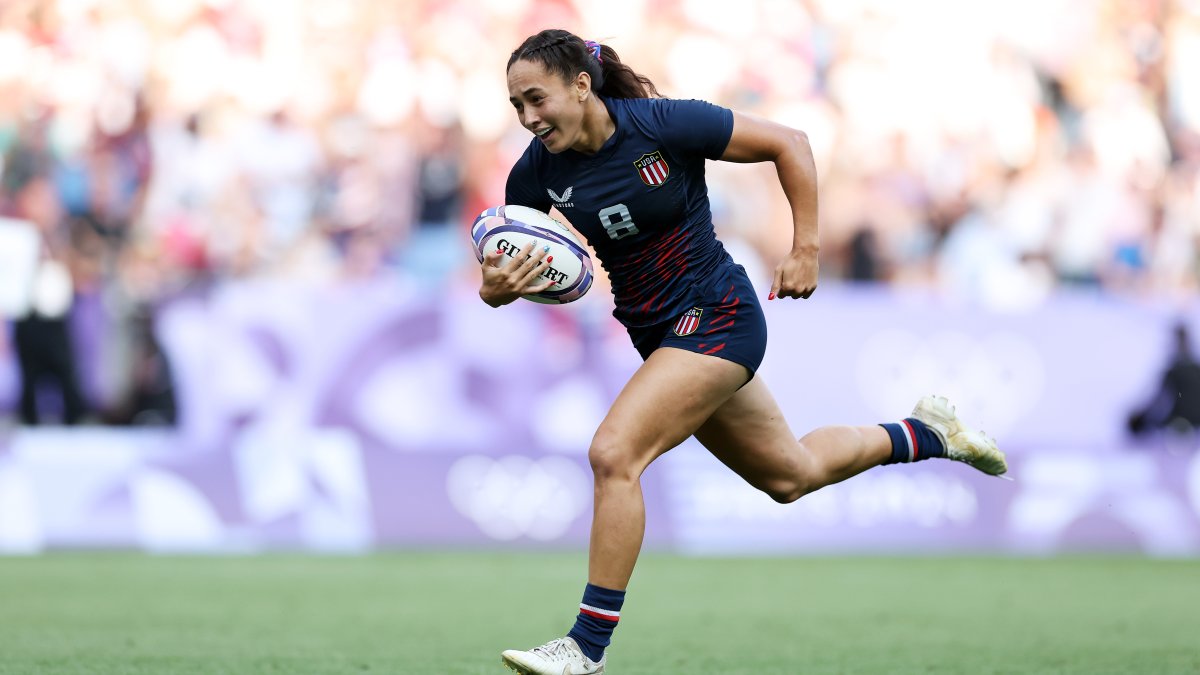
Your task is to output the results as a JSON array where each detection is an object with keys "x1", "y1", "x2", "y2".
[{"x1": 0, "y1": 553, "x2": 1196, "y2": 674}]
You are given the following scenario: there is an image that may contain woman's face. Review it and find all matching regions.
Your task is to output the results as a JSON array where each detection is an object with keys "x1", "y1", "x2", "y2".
[{"x1": 507, "y1": 59, "x2": 587, "y2": 154}]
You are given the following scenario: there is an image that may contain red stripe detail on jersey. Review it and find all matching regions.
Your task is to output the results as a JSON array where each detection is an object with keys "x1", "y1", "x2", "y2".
[
  {"x1": 703, "y1": 343, "x2": 726, "y2": 355},
  {"x1": 639, "y1": 285, "x2": 674, "y2": 317},
  {"x1": 624, "y1": 229, "x2": 688, "y2": 283},
  {"x1": 617, "y1": 229, "x2": 692, "y2": 316},
  {"x1": 653, "y1": 239, "x2": 689, "y2": 271}
]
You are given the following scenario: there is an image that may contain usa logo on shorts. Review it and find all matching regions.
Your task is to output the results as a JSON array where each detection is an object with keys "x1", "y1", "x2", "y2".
[
  {"x1": 672, "y1": 308, "x2": 703, "y2": 336},
  {"x1": 634, "y1": 151, "x2": 670, "y2": 187}
]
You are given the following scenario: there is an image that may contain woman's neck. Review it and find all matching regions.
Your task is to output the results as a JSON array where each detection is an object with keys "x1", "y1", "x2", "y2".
[{"x1": 572, "y1": 97, "x2": 615, "y2": 155}]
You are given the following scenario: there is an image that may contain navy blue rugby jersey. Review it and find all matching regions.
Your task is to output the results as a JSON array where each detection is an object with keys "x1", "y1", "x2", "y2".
[{"x1": 505, "y1": 96, "x2": 735, "y2": 327}]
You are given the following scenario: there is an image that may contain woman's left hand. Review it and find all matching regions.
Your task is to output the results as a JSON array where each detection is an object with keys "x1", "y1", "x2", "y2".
[{"x1": 770, "y1": 246, "x2": 818, "y2": 300}]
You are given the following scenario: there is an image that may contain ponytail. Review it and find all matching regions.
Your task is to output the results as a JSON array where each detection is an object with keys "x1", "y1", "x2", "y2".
[
  {"x1": 592, "y1": 42, "x2": 660, "y2": 99},
  {"x1": 508, "y1": 29, "x2": 660, "y2": 99}
]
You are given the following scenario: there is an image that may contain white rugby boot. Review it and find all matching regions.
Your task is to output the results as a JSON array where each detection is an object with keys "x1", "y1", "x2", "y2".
[
  {"x1": 501, "y1": 636, "x2": 605, "y2": 675},
  {"x1": 910, "y1": 395, "x2": 1008, "y2": 476}
]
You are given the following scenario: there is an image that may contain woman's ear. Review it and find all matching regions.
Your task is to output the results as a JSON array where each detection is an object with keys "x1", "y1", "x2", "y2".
[{"x1": 576, "y1": 72, "x2": 592, "y2": 102}]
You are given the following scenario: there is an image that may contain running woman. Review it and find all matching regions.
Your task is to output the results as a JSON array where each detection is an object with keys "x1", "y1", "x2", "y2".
[{"x1": 480, "y1": 29, "x2": 1007, "y2": 675}]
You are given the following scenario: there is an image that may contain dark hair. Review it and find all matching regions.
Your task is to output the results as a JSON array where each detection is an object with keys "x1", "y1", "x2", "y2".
[{"x1": 507, "y1": 29, "x2": 660, "y2": 99}]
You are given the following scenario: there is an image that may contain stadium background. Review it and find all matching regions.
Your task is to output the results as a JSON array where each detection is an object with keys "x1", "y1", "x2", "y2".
[{"x1": 0, "y1": 1, "x2": 1199, "y2": 673}]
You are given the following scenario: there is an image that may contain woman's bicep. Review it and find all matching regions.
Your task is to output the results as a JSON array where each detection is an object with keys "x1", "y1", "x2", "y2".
[{"x1": 719, "y1": 111, "x2": 803, "y2": 164}]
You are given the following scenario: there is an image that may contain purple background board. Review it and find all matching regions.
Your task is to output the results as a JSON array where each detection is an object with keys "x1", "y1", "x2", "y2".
[{"x1": 1, "y1": 281, "x2": 1198, "y2": 555}]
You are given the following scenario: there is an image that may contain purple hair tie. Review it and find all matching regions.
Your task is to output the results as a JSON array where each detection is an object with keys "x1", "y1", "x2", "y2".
[{"x1": 585, "y1": 40, "x2": 603, "y2": 63}]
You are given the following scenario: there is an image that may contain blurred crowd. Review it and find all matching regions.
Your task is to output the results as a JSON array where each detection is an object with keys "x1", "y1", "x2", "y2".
[{"x1": 1, "y1": 0, "x2": 1199, "y2": 423}]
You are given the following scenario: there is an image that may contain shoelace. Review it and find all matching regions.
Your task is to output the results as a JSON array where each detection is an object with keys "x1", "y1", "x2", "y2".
[{"x1": 530, "y1": 638, "x2": 578, "y2": 662}]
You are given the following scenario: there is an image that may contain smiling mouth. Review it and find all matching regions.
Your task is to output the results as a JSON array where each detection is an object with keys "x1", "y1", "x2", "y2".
[{"x1": 534, "y1": 126, "x2": 554, "y2": 138}]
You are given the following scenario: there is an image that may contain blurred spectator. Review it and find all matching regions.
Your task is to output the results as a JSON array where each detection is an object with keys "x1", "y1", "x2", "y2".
[
  {"x1": 401, "y1": 121, "x2": 468, "y2": 285},
  {"x1": 846, "y1": 226, "x2": 884, "y2": 282},
  {"x1": 116, "y1": 307, "x2": 176, "y2": 427},
  {"x1": 1128, "y1": 321, "x2": 1200, "y2": 438},
  {"x1": 416, "y1": 123, "x2": 466, "y2": 231},
  {"x1": 7, "y1": 177, "x2": 86, "y2": 425},
  {"x1": 109, "y1": 241, "x2": 179, "y2": 426}
]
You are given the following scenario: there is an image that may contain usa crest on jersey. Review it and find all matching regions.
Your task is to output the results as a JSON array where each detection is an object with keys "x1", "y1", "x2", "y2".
[
  {"x1": 672, "y1": 308, "x2": 703, "y2": 336},
  {"x1": 634, "y1": 151, "x2": 670, "y2": 187}
]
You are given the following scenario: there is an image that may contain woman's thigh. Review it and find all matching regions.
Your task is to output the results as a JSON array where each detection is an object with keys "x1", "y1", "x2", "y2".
[
  {"x1": 593, "y1": 346, "x2": 750, "y2": 475},
  {"x1": 692, "y1": 377, "x2": 807, "y2": 492}
]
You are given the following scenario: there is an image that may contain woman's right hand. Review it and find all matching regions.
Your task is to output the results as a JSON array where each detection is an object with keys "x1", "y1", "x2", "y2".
[{"x1": 478, "y1": 241, "x2": 555, "y2": 307}]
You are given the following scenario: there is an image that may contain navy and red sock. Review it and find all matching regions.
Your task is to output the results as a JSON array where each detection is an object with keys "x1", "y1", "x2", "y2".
[
  {"x1": 566, "y1": 583, "x2": 624, "y2": 662},
  {"x1": 880, "y1": 418, "x2": 945, "y2": 464}
]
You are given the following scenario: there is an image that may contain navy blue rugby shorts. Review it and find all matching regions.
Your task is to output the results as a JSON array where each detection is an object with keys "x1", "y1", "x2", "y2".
[{"x1": 625, "y1": 264, "x2": 767, "y2": 378}]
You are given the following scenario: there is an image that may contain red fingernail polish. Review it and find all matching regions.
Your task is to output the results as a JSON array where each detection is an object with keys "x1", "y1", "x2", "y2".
[
  {"x1": 547, "y1": 256, "x2": 554, "y2": 263},
  {"x1": 768, "y1": 292, "x2": 776, "y2": 300},
  {"x1": 496, "y1": 248, "x2": 504, "y2": 255}
]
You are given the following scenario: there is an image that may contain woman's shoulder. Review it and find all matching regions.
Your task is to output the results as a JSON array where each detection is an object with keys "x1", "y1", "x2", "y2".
[
  {"x1": 616, "y1": 96, "x2": 720, "y2": 108},
  {"x1": 615, "y1": 96, "x2": 728, "y2": 123},
  {"x1": 610, "y1": 96, "x2": 732, "y2": 150},
  {"x1": 611, "y1": 96, "x2": 700, "y2": 135},
  {"x1": 609, "y1": 95, "x2": 683, "y2": 115}
]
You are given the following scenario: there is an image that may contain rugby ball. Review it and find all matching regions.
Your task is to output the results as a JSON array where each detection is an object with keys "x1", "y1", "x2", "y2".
[{"x1": 470, "y1": 205, "x2": 594, "y2": 304}]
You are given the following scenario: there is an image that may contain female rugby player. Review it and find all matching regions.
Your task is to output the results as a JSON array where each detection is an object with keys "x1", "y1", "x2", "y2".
[{"x1": 480, "y1": 29, "x2": 1006, "y2": 675}]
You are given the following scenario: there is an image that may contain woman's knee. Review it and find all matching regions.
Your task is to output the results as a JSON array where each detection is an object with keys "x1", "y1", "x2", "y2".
[
  {"x1": 761, "y1": 477, "x2": 809, "y2": 504},
  {"x1": 588, "y1": 431, "x2": 641, "y2": 484},
  {"x1": 758, "y1": 454, "x2": 814, "y2": 504}
]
